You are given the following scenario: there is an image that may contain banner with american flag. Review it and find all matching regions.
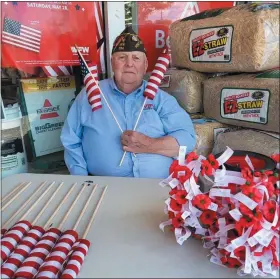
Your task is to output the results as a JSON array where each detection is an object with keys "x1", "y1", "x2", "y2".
[
  {"x1": 2, "y1": 17, "x2": 41, "y2": 53},
  {"x1": 1, "y1": 2, "x2": 98, "y2": 74}
]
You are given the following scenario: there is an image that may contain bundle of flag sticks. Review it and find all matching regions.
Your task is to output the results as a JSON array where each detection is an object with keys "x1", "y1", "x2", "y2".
[{"x1": 1, "y1": 180, "x2": 107, "y2": 278}]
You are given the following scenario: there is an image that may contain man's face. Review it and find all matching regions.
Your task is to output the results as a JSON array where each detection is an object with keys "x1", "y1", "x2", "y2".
[{"x1": 112, "y1": 51, "x2": 148, "y2": 89}]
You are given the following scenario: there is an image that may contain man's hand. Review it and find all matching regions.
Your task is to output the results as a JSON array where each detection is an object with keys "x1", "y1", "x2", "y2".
[
  {"x1": 121, "y1": 130, "x2": 152, "y2": 154},
  {"x1": 121, "y1": 130, "x2": 180, "y2": 157}
]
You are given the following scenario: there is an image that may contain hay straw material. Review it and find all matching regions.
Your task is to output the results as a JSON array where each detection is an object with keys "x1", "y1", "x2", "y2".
[
  {"x1": 193, "y1": 118, "x2": 230, "y2": 157},
  {"x1": 170, "y1": 3, "x2": 279, "y2": 72},
  {"x1": 212, "y1": 129, "x2": 280, "y2": 156},
  {"x1": 203, "y1": 72, "x2": 279, "y2": 133},
  {"x1": 144, "y1": 69, "x2": 207, "y2": 113}
]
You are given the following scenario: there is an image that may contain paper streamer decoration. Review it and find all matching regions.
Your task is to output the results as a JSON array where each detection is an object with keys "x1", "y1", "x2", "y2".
[{"x1": 1, "y1": 220, "x2": 32, "y2": 264}]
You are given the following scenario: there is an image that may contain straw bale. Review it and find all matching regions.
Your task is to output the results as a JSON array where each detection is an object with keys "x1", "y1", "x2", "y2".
[
  {"x1": 212, "y1": 129, "x2": 280, "y2": 157},
  {"x1": 145, "y1": 69, "x2": 207, "y2": 113},
  {"x1": 203, "y1": 71, "x2": 279, "y2": 133},
  {"x1": 170, "y1": 3, "x2": 279, "y2": 72},
  {"x1": 192, "y1": 118, "x2": 231, "y2": 157}
]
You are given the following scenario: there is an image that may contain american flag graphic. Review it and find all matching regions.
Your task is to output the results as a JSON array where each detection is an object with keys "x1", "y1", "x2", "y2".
[
  {"x1": 42, "y1": 66, "x2": 73, "y2": 77},
  {"x1": 2, "y1": 17, "x2": 41, "y2": 53},
  {"x1": 77, "y1": 51, "x2": 102, "y2": 111}
]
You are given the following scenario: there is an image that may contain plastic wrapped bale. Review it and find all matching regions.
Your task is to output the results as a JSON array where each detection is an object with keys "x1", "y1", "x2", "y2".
[
  {"x1": 192, "y1": 118, "x2": 231, "y2": 157},
  {"x1": 170, "y1": 3, "x2": 279, "y2": 73},
  {"x1": 144, "y1": 69, "x2": 207, "y2": 113},
  {"x1": 203, "y1": 69, "x2": 280, "y2": 133},
  {"x1": 212, "y1": 129, "x2": 280, "y2": 157}
]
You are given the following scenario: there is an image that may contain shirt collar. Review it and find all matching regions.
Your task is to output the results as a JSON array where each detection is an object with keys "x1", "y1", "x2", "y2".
[{"x1": 109, "y1": 78, "x2": 147, "y2": 97}]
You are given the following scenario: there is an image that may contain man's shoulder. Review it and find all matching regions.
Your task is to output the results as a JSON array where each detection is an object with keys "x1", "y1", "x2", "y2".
[{"x1": 155, "y1": 87, "x2": 175, "y2": 102}]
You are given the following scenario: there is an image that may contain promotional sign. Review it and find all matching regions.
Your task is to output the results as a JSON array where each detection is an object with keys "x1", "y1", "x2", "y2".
[
  {"x1": 1, "y1": 1, "x2": 97, "y2": 70},
  {"x1": 220, "y1": 88, "x2": 270, "y2": 124},
  {"x1": 21, "y1": 76, "x2": 76, "y2": 157},
  {"x1": 137, "y1": 2, "x2": 235, "y2": 71}
]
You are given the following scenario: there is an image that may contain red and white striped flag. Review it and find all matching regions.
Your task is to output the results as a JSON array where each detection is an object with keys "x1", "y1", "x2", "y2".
[
  {"x1": 2, "y1": 17, "x2": 41, "y2": 53},
  {"x1": 36, "y1": 230, "x2": 78, "y2": 279},
  {"x1": 1, "y1": 228, "x2": 7, "y2": 238},
  {"x1": 1, "y1": 226, "x2": 45, "y2": 278},
  {"x1": 60, "y1": 239, "x2": 91, "y2": 279},
  {"x1": 88, "y1": 63, "x2": 99, "y2": 82},
  {"x1": 143, "y1": 50, "x2": 170, "y2": 100},
  {"x1": 1, "y1": 220, "x2": 32, "y2": 264},
  {"x1": 14, "y1": 228, "x2": 61, "y2": 278},
  {"x1": 77, "y1": 50, "x2": 102, "y2": 112}
]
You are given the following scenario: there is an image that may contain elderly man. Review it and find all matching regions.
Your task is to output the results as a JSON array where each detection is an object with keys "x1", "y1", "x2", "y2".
[{"x1": 61, "y1": 26, "x2": 196, "y2": 178}]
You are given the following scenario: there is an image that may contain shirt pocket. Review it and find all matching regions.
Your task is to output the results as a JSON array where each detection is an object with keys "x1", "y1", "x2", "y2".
[{"x1": 140, "y1": 109, "x2": 165, "y2": 138}]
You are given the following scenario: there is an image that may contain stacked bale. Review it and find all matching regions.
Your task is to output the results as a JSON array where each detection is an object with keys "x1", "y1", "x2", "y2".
[
  {"x1": 192, "y1": 118, "x2": 230, "y2": 157},
  {"x1": 166, "y1": 2, "x2": 279, "y2": 156},
  {"x1": 170, "y1": 3, "x2": 279, "y2": 72},
  {"x1": 144, "y1": 69, "x2": 207, "y2": 114}
]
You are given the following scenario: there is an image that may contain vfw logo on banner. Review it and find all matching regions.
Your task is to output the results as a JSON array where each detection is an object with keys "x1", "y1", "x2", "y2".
[{"x1": 20, "y1": 76, "x2": 76, "y2": 157}]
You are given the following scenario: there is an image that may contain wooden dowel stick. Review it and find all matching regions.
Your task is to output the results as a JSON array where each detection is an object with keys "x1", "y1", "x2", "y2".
[
  {"x1": 58, "y1": 183, "x2": 88, "y2": 231},
  {"x1": 119, "y1": 97, "x2": 148, "y2": 166},
  {"x1": 73, "y1": 185, "x2": 98, "y2": 231},
  {"x1": 20, "y1": 181, "x2": 56, "y2": 221},
  {"x1": 2, "y1": 181, "x2": 47, "y2": 228},
  {"x1": 82, "y1": 186, "x2": 108, "y2": 238},
  {"x1": 1, "y1": 182, "x2": 32, "y2": 211},
  {"x1": 44, "y1": 182, "x2": 76, "y2": 230},
  {"x1": 2, "y1": 182, "x2": 25, "y2": 203},
  {"x1": 33, "y1": 182, "x2": 64, "y2": 225},
  {"x1": 57, "y1": 187, "x2": 107, "y2": 277}
]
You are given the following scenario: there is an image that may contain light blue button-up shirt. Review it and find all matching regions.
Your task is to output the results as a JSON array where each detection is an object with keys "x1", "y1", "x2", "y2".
[{"x1": 60, "y1": 78, "x2": 196, "y2": 178}]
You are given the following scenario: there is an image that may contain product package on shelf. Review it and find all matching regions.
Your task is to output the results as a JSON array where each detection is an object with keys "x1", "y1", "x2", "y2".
[
  {"x1": 213, "y1": 129, "x2": 280, "y2": 157},
  {"x1": 170, "y1": 3, "x2": 279, "y2": 72},
  {"x1": 203, "y1": 69, "x2": 280, "y2": 133},
  {"x1": 144, "y1": 69, "x2": 207, "y2": 113},
  {"x1": 192, "y1": 117, "x2": 231, "y2": 157}
]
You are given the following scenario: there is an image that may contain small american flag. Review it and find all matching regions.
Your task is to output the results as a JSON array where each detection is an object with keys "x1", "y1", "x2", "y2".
[
  {"x1": 77, "y1": 51, "x2": 102, "y2": 111},
  {"x1": 2, "y1": 17, "x2": 41, "y2": 53}
]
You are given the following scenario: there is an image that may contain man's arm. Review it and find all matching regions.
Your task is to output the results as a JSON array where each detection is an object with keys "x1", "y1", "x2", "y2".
[
  {"x1": 60, "y1": 90, "x2": 88, "y2": 175},
  {"x1": 121, "y1": 91, "x2": 196, "y2": 157}
]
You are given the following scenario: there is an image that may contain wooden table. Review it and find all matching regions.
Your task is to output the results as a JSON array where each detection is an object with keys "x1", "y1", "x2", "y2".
[{"x1": 1, "y1": 173, "x2": 276, "y2": 278}]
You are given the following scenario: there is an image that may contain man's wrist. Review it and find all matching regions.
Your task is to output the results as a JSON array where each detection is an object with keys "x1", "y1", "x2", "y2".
[{"x1": 146, "y1": 137, "x2": 158, "y2": 154}]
